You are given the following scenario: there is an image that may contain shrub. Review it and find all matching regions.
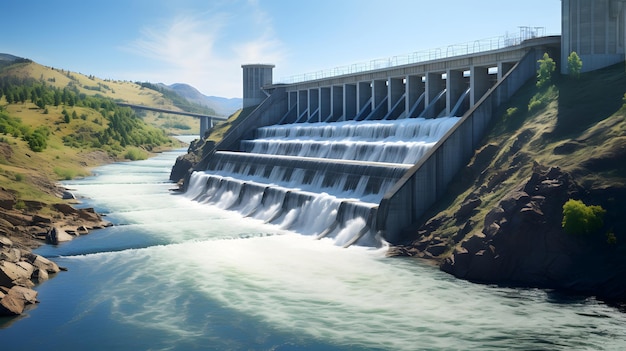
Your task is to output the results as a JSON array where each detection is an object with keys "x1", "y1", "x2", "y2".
[
  {"x1": 567, "y1": 51, "x2": 582, "y2": 79},
  {"x1": 14, "y1": 173, "x2": 24, "y2": 182},
  {"x1": 562, "y1": 199, "x2": 606, "y2": 235},
  {"x1": 124, "y1": 147, "x2": 148, "y2": 161},
  {"x1": 537, "y1": 53, "x2": 556, "y2": 88}
]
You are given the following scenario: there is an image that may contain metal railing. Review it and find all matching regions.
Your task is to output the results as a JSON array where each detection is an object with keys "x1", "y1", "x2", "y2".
[{"x1": 277, "y1": 27, "x2": 547, "y2": 84}]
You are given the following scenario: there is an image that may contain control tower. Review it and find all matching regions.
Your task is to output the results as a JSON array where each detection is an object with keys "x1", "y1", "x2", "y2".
[
  {"x1": 561, "y1": 0, "x2": 626, "y2": 73},
  {"x1": 241, "y1": 64, "x2": 275, "y2": 108}
]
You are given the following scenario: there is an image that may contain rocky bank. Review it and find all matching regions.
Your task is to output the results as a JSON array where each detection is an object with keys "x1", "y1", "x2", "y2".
[{"x1": 0, "y1": 186, "x2": 110, "y2": 316}]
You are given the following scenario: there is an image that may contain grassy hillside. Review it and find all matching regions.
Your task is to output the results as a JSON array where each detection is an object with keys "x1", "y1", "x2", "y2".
[
  {"x1": 0, "y1": 60, "x2": 185, "y2": 206},
  {"x1": 400, "y1": 62, "x2": 626, "y2": 256},
  {"x1": 2, "y1": 60, "x2": 201, "y2": 135}
]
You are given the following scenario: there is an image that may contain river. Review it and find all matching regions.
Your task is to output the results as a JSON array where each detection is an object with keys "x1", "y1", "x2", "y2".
[{"x1": 1, "y1": 137, "x2": 625, "y2": 350}]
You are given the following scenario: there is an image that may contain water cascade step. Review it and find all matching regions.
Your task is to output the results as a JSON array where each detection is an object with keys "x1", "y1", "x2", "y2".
[{"x1": 186, "y1": 117, "x2": 460, "y2": 247}]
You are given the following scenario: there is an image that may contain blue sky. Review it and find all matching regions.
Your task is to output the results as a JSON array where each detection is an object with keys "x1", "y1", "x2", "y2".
[{"x1": 4, "y1": 0, "x2": 562, "y2": 98}]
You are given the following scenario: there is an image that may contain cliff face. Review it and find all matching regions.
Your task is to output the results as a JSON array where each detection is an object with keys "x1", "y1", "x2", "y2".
[{"x1": 388, "y1": 63, "x2": 626, "y2": 300}]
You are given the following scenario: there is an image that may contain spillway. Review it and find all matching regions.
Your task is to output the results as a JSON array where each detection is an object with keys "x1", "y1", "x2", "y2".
[{"x1": 185, "y1": 116, "x2": 460, "y2": 247}]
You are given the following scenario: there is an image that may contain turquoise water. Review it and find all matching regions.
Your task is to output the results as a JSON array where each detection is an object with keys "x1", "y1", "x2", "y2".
[{"x1": 2, "y1": 140, "x2": 626, "y2": 350}]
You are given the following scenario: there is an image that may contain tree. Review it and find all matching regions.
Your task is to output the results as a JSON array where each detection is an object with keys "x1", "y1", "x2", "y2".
[
  {"x1": 567, "y1": 51, "x2": 582, "y2": 79},
  {"x1": 537, "y1": 52, "x2": 556, "y2": 88}
]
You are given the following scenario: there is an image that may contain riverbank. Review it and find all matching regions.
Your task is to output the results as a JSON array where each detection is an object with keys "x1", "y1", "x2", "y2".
[{"x1": 0, "y1": 143, "x2": 186, "y2": 317}]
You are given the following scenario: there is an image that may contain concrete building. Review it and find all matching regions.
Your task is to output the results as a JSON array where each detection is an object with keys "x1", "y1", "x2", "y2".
[
  {"x1": 561, "y1": 0, "x2": 626, "y2": 74},
  {"x1": 241, "y1": 64, "x2": 275, "y2": 108}
]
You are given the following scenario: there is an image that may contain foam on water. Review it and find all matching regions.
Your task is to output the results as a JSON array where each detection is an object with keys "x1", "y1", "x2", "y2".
[{"x1": 4, "y1": 136, "x2": 625, "y2": 351}]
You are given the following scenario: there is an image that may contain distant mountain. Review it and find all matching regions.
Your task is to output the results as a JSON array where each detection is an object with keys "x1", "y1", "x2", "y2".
[
  {"x1": 159, "y1": 83, "x2": 242, "y2": 117},
  {"x1": 0, "y1": 53, "x2": 22, "y2": 62}
]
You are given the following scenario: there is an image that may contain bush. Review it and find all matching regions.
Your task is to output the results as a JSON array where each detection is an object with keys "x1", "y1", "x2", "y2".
[
  {"x1": 537, "y1": 53, "x2": 556, "y2": 88},
  {"x1": 124, "y1": 147, "x2": 148, "y2": 161},
  {"x1": 562, "y1": 199, "x2": 606, "y2": 235},
  {"x1": 567, "y1": 51, "x2": 582, "y2": 79}
]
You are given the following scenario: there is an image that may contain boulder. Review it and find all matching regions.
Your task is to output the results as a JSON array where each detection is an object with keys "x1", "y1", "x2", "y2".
[
  {"x1": 0, "y1": 286, "x2": 38, "y2": 316},
  {"x1": 0, "y1": 293, "x2": 25, "y2": 316},
  {"x1": 23, "y1": 253, "x2": 61, "y2": 274},
  {"x1": 32, "y1": 268, "x2": 49, "y2": 282},
  {"x1": 0, "y1": 261, "x2": 31, "y2": 287},
  {"x1": 52, "y1": 203, "x2": 76, "y2": 216},
  {"x1": 46, "y1": 226, "x2": 74, "y2": 245},
  {"x1": 0, "y1": 235, "x2": 12, "y2": 248}
]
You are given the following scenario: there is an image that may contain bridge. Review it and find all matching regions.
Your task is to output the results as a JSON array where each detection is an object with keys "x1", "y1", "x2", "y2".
[{"x1": 117, "y1": 102, "x2": 228, "y2": 138}]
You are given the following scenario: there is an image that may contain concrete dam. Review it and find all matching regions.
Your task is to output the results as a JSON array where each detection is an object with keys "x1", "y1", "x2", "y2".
[{"x1": 185, "y1": 35, "x2": 561, "y2": 247}]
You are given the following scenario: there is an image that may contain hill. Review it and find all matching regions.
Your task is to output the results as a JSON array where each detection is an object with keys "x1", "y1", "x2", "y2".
[
  {"x1": 390, "y1": 62, "x2": 626, "y2": 301},
  {"x1": 0, "y1": 56, "x2": 211, "y2": 135},
  {"x1": 160, "y1": 83, "x2": 242, "y2": 116},
  {"x1": 0, "y1": 56, "x2": 186, "y2": 249}
]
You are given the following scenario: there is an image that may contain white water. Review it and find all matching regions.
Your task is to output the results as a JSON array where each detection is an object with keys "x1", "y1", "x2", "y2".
[
  {"x1": 3, "y1": 140, "x2": 625, "y2": 351},
  {"x1": 190, "y1": 117, "x2": 460, "y2": 247}
]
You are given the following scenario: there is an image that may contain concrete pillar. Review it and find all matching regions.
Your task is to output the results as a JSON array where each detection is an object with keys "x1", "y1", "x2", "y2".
[
  {"x1": 357, "y1": 81, "x2": 372, "y2": 115},
  {"x1": 406, "y1": 75, "x2": 425, "y2": 117},
  {"x1": 332, "y1": 86, "x2": 344, "y2": 120},
  {"x1": 425, "y1": 72, "x2": 445, "y2": 106},
  {"x1": 373, "y1": 80, "x2": 387, "y2": 108},
  {"x1": 470, "y1": 66, "x2": 490, "y2": 107},
  {"x1": 446, "y1": 69, "x2": 464, "y2": 116},
  {"x1": 320, "y1": 87, "x2": 331, "y2": 121},
  {"x1": 388, "y1": 78, "x2": 405, "y2": 112},
  {"x1": 298, "y1": 90, "x2": 308, "y2": 118},
  {"x1": 497, "y1": 62, "x2": 515, "y2": 81},
  {"x1": 241, "y1": 64, "x2": 274, "y2": 108},
  {"x1": 309, "y1": 89, "x2": 319, "y2": 122},
  {"x1": 289, "y1": 91, "x2": 297, "y2": 109},
  {"x1": 344, "y1": 84, "x2": 357, "y2": 120},
  {"x1": 199, "y1": 116, "x2": 210, "y2": 138}
]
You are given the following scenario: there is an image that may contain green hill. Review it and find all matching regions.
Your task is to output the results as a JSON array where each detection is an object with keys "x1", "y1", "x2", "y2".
[{"x1": 0, "y1": 57, "x2": 188, "y2": 206}]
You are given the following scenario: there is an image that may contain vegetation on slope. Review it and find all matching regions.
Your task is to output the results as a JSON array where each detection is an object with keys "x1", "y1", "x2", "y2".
[
  {"x1": 1, "y1": 60, "x2": 202, "y2": 135},
  {"x1": 0, "y1": 59, "x2": 183, "y2": 207}
]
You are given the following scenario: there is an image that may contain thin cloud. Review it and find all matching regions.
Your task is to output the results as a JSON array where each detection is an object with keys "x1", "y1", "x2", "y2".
[{"x1": 123, "y1": 6, "x2": 286, "y2": 98}]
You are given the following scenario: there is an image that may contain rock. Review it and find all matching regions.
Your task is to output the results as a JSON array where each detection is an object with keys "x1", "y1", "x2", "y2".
[
  {"x1": 0, "y1": 248, "x2": 21, "y2": 262},
  {"x1": 0, "y1": 293, "x2": 25, "y2": 316},
  {"x1": 32, "y1": 214, "x2": 53, "y2": 225},
  {"x1": 455, "y1": 196, "x2": 481, "y2": 219},
  {"x1": 0, "y1": 261, "x2": 31, "y2": 287},
  {"x1": 0, "y1": 235, "x2": 12, "y2": 247},
  {"x1": 8, "y1": 285, "x2": 38, "y2": 304},
  {"x1": 32, "y1": 268, "x2": 49, "y2": 283},
  {"x1": 16, "y1": 261, "x2": 35, "y2": 278},
  {"x1": 46, "y1": 226, "x2": 74, "y2": 245},
  {"x1": 61, "y1": 191, "x2": 75, "y2": 200},
  {"x1": 23, "y1": 253, "x2": 61, "y2": 274},
  {"x1": 77, "y1": 225, "x2": 89, "y2": 235},
  {"x1": 52, "y1": 203, "x2": 76, "y2": 216},
  {"x1": 77, "y1": 208, "x2": 101, "y2": 222},
  {"x1": 0, "y1": 286, "x2": 38, "y2": 316}
]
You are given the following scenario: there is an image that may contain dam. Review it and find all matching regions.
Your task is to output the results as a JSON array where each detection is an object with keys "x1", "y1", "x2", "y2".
[
  {"x1": 182, "y1": 0, "x2": 625, "y2": 246},
  {"x1": 183, "y1": 34, "x2": 560, "y2": 247}
]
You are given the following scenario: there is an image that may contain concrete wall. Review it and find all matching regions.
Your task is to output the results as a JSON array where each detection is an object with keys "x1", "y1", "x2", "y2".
[
  {"x1": 561, "y1": 0, "x2": 626, "y2": 74},
  {"x1": 376, "y1": 48, "x2": 544, "y2": 244}
]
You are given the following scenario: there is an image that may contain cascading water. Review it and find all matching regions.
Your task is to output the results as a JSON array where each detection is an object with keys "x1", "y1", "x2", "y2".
[{"x1": 185, "y1": 116, "x2": 460, "y2": 247}]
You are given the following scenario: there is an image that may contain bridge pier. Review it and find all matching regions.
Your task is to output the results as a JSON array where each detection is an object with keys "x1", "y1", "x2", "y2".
[{"x1": 199, "y1": 116, "x2": 213, "y2": 138}]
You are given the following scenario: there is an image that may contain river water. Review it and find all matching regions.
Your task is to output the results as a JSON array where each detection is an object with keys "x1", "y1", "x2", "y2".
[{"x1": 2, "y1": 137, "x2": 626, "y2": 350}]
